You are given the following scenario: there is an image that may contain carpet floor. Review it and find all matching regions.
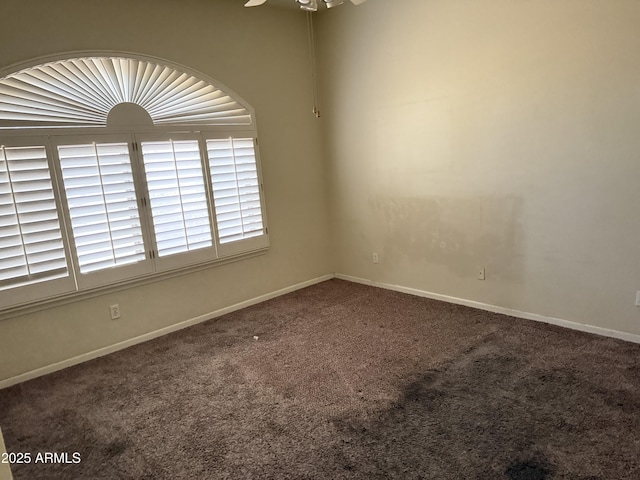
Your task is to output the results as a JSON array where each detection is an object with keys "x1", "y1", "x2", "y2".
[{"x1": 1, "y1": 279, "x2": 640, "y2": 479}]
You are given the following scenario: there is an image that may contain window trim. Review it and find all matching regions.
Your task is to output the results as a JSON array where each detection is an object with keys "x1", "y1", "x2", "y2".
[{"x1": 0, "y1": 247, "x2": 269, "y2": 321}]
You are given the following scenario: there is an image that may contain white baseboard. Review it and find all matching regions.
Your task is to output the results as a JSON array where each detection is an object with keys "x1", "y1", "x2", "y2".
[
  {"x1": 4, "y1": 272, "x2": 637, "y2": 390},
  {"x1": 0, "y1": 274, "x2": 335, "y2": 390},
  {"x1": 336, "y1": 273, "x2": 640, "y2": 345},
  {"x1": 0, "y1": 427, "x2": 13, "y2": 480}
]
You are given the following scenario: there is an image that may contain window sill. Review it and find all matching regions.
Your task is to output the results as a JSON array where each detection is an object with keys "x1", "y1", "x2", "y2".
[{"x1": 0, "y1": 247, "x2": 268, "y2": 321}]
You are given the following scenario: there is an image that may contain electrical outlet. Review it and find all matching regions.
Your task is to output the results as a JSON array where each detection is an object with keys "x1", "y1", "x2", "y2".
[
  {"x1": 110, "y1": 304, "x2": 121, "y2": 320},
  {"x1": 477, "y1": 267, "x2": 486, "y2": 281},
  {"x1": 636, "y1": 291, "x2": 640, "y2": 307},
  {"x1": 373, "y1": 252, "x2": 379, "y2": 264}
]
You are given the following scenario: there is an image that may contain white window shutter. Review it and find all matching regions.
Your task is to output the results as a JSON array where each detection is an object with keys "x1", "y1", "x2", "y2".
[
  {"x1": 0, "y1": 55, "x2": 270, "y2": 312},
  {"x1": 140, "y1": 139, "x2": 213, "y2": 258},
  {"x1": 0, "y1": 57, "x2": 253, "y2": 128},
  {"x1": 0, "y1": 145, "x2": 68, "y2": 285},
  {"x1": 58, "y1": 142, "x2": 146, "y2": 274},
  {"x1": 206, "y1": 138, "x2": 264, "y2": 246}
]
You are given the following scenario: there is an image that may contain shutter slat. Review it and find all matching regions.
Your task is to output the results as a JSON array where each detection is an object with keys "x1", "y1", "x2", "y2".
[{"x1": 0, "y1": 265, "x2": 29, "y2": 281}]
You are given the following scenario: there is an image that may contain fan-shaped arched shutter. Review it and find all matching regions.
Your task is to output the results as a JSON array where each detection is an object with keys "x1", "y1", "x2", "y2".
[{"x1": 0, "y1": 56, "x2": 253, "y2": 128}]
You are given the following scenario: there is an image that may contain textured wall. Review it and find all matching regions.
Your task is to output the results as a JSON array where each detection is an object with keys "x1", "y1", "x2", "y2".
[
  {"x1": 3, "y1": 0, "x2": 640, "y2": 383},
  {"x1": 317, "y1": 0, "x2": 640, "y2": 334},
  {"x1": 0, "y1": 0, "x2": 331, "y2": 381}
]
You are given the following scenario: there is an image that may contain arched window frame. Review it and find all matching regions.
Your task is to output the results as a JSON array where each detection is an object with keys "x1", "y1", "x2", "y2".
[{"x1": 0, "y1": 52, "x2": 269, "y2": 314}]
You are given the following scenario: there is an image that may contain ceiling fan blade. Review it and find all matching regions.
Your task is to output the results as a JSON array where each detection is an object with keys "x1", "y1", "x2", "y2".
[
  {"x1": 349, "y1": 0, "x2": 367, "y2": 4},
  {"x1": 244, "y1": 0, "x2": 268, "y2": 6}
]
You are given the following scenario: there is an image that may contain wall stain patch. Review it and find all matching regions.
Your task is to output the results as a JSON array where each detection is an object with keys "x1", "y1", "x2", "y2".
[{"x1": 369, "y1": 195, "x2": 524, "y2": 280}]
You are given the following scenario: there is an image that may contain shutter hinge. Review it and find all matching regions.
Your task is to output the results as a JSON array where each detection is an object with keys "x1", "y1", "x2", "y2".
[
  {"x1": 149, "y1": 249, "x2": 156, "y2": 259},
  {"x1": 133, "y1": 142, "x2": 139, "y2": 152},
  {"x1": 265, "y1": 227, "x2": 268, "y2": 234}
]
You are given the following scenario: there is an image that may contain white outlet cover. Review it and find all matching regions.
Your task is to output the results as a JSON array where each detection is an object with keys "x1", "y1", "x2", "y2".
[
  {"x1": 636, "y1": 291, "x2": 640, "y2": 307},
  {"x1": 110, "y1": 304, "x2": 121, "y2": 319}
]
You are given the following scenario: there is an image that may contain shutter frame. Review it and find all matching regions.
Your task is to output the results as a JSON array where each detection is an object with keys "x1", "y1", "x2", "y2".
[
  {"x1": 205, "y1": 136, "x2": 269, "y2": 257},
  {"x1": 137, "y1": 134, "x2": 218, "y2": 271},
  {"x1": 53, "y1": 134, "x2": 154, "y2": 289},
  {"x1": 0, "y1": 137, "x2": 75, "y2": 308}
]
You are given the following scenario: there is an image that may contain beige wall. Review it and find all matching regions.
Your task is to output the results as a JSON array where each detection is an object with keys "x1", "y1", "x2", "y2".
[
  {"x1": 0, "y1": 0, "x2": 332, "y2": 381},
  {"x1": 3, "y1": 0, "x2": 640, "y2": 384},
  {"x1": 317, "y1": 0, "x2": 640, "y2": 334}
]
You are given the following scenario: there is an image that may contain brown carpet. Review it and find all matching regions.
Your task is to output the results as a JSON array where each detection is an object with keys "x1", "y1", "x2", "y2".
[{"x1": 1, "y1": 279, "x2": 640, "y2": 479}]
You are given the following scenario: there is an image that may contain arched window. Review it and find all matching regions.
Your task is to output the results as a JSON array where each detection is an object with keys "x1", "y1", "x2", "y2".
[{"x1": 0, "y1": 54, "x2": 268, "y2": 310}]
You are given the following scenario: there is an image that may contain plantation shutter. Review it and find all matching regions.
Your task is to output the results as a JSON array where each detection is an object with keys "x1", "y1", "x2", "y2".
[
  {"x1": 206, "y1": 138, "x2": 265, "y2": 248},
  {"x1": 57, "y1": 142, "x2": 147, "y2": 275},
  {"x1": 140, "y1": 139, "x2": 213, "y2": 263},
  {"x1": 0, "y1": 145, "x2": 69, "y2": 286},
  {"x1": 0, "y1": 57, "x2": 253, "y2": 128}
]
